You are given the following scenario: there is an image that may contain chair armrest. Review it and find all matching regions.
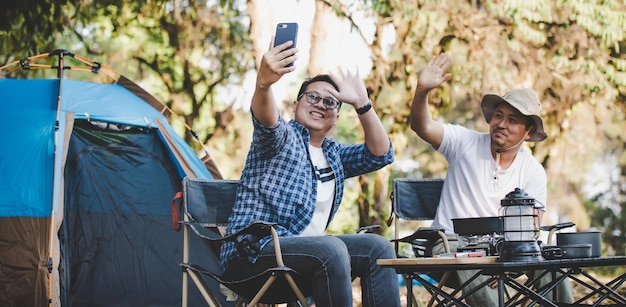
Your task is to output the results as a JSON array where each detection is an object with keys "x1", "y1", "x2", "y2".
[
  {"x1": 182, "y1": 220, "x2": 277, "y2": 242},
  {"x1": 220, "y1": 221, "x2": 277, "y2": 243},
  {"x1": 357, "y1": 225, "x2": 381, "y2": 234},
  {"x1": 392, "y1": 227, "x2": 451, "y2": 256},
  {"x1": 392, "y1": 227, "x2": 445, "y2": 243},
  {"x1": 183, "y1": 220, "x2": 278, "y2": 258},
  {"x1": 180, "y1": 220, "x2": 223, "y2": 241}
]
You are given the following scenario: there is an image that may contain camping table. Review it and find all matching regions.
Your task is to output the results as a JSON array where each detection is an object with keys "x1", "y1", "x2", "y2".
[{"x1": 378, "y1": 256, "x2": 626, "y2": 307}]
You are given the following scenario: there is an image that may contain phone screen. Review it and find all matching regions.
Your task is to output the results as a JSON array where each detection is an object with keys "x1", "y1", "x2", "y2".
[{"x1": 273, "y1": 22, "x2": 298, "y2": 49}]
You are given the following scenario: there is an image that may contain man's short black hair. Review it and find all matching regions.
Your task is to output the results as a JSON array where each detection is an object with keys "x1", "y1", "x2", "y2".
[{"x1": 297, "y1": 74, "x2": 340, "y2": 100}]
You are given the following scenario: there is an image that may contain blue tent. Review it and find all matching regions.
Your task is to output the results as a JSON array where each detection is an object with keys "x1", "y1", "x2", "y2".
[{"x1": 0, "y1": 51, "x2": 229, "y2": 306}]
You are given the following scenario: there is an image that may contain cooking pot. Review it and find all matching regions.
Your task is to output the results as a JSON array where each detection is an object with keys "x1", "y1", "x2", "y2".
[
  {"x1": 559, "y1": 244, "x2": 592, "y2": 259},
  {"x1": 452, "y1": 217, "x2": 503, "y2": 236},
  {"x1": 542, "y1": 244, "x2": 594, "y2": 259},
  {"x1": 556, "y1": 232, "x2": 601, "y2": 257}
]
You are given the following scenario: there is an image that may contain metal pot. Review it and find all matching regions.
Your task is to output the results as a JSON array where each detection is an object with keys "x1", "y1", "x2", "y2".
[
  {"x1": 559, "y1": 244, "x2": 592, "y2": 259},
  {"x1": 557, "y1": 232, "x2": 601, "y2": 257}
]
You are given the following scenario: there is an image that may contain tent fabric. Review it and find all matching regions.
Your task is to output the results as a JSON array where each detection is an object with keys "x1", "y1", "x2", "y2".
[
  {"x1": 0, "y1": 217, "x2": 49, "y2": 306},
  {"x1": 1, "y1": 79, "x2": 57, "y2": 218},
  {"x1": 61, "y1": 121, "x2": 188, "y2": 306},
  {"x1": 1, "y1": 79, "x2": 56, "y2": 306},
  {"x1": 0, "y1": 76, "x2": 229, "y2": 306}
]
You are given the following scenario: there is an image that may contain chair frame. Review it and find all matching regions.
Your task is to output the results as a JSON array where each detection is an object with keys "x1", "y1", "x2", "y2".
[
  {"x1": 390, "y1": 178, "x2": 564, "y2": 306},
  {"x1": 389, "y1": 177, "x2": 458, "y2": 307},
  {"x1": 179, "y1": 177, "x2": 309, "y2": 307}
]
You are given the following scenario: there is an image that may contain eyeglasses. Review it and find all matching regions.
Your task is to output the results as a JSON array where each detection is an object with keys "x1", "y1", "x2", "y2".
[{"x1": 297, "y1": 91, "x2": 341, "y2": 110}]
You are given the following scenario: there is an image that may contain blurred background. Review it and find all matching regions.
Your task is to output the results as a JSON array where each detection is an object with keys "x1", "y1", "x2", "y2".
[{"x1": 2, "y1": 0, "x2": 625, "y2": 256}]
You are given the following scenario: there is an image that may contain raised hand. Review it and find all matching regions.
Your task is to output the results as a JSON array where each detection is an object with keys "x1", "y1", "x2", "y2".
[
  {"x1": 256, "y1": 38, "x2": 298, "y2": 90},
  {"x1": 417, "y1": 53, "x2": 453, "y2": 92},
  {"x1": 409, "y1": 53, "x2": 453, "y2": 147},
  {"x1": 251, "y1": 38, "x2": 298, "y2": 127},
  {"x1": 328, "y1": 68, "x2": 368, "y2": 107}
]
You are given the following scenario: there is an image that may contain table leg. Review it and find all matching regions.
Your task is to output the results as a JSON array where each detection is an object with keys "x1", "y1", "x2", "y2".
[
  {"x1": 406, "y1": 273, "x2": 413, "y2": 307},
  {"x1": 497, "y1": 275, "x2": 505, "y2": 307},
  {"x1": 574, "y1": 270, "x2": 626, "y2": 305},
  {"x1": 503, "y1": 274, "x2": 559, "y2": 307},
  {"x1": 552, "y1": 269, "x2": 558, "y2": 302},
  {"x1": 412, "y1": 273, "x2": 471, "y2": 307}
]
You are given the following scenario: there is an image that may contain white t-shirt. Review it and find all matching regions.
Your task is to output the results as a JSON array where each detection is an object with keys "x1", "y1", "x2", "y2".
[
  {"x1": 431, "y1": 124, "x2": 547, "y2": 234},
  {"x1": 300, "y1": 145, "x2": 335, "y2": 236}
]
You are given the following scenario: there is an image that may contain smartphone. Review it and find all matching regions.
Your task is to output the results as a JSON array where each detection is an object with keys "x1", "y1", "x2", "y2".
[
  {"x1": 273, "y1": 22, "x2": 298, "y2": 66},
  {"x1": 273, "y1": 22, "x2": 298, "y2": 48}
]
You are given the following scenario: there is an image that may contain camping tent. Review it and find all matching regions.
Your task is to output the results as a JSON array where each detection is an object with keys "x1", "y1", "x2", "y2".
[{"x1": 0, "y1": 50, "x2": 231, "y2": 306}]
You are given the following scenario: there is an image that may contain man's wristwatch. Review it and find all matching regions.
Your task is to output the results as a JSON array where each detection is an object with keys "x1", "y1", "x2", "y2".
[{"x1": 355, "y1": 99, "x2": 372, "y2": 115}]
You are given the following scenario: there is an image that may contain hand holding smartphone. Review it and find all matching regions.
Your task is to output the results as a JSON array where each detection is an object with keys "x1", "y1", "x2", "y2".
[{"x1": 273, "y1": 22, "x2": 298, "y2": 67}]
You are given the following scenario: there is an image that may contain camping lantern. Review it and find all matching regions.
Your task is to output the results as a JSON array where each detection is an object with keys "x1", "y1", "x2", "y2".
[{"x1": 498, "y1": 188, "x2": 543, "y2": 261}]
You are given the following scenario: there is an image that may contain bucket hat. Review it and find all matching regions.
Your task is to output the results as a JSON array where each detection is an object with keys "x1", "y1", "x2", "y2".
[{"x1": 481, "y1": 88, "x2": 547, "y2": 142}]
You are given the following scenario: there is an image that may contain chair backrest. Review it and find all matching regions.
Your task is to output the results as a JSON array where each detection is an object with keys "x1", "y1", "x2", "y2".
[
  {"x1": 391, "y1": 178, "x2": 460, "y2": 291},
  {"x1": 391, "y1": 178, "x2": 445, "y2": 257},
  {"x1": 392, "y1": 178, "x2": 444, "y2": 221},
  {"x1": 183, "y1": 177, "x2": 239, "y2": 227},
  {"x1": 179, "y1": 178, "x2": 241, "y2": 306},
  {"x1": 180, "y1": 177, "x2": 312, "y2": 307}
]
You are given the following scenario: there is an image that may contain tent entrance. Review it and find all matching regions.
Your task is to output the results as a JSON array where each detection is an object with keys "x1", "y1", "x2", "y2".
[{"x1": 59, "y1": 120, "x2": 187, "y2": 306}]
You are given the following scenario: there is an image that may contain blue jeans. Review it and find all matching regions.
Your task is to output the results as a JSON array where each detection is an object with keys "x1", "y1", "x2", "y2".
[{"x1": 223, "y1": 233, "x2": 401, "y2": 307}]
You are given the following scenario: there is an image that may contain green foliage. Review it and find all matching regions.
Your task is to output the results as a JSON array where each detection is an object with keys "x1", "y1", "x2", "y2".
[
  {"x1": 585, "y1": 195, "x2": 626, "y2": 256},
  {"x1": 4, "y1": 0, "x2": 626, "y2": 255},
  {"x1": 335, "y1": 0, "x2": 626, "y2": 242},
  {"x1": 1, "y1": 0, "x2": 75, "y2": 60},
  {"x1": 364, "y1": 0, "x2": 392, "y2": 16}
]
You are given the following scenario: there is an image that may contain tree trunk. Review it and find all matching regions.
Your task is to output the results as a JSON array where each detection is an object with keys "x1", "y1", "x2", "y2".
[
  {"x1": 248, "y1": 0, "x2": 275, "y2": 71},
  {"x1": 308, "y1": 0, "x2": 342, "y2": 76}
]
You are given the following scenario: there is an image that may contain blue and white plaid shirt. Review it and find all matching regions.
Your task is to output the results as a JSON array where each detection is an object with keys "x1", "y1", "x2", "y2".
[{"x1": 220, "y1": 113, "x2": 394, "y2": 271}]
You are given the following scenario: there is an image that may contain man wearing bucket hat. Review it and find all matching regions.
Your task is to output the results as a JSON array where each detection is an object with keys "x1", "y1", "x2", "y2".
[{"x1": 409, "y1": 53, "x2": 573, "y2": 305}]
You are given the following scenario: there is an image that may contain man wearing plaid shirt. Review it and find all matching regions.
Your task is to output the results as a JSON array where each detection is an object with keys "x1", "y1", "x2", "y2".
[{"x1": 220, "y1": 38, "x2": 400, "y2": 306}]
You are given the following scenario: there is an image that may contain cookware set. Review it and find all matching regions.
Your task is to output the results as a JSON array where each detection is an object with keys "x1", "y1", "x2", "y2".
[{"x1": 451, "y1": 218, "x2": 601, "y2": 260}]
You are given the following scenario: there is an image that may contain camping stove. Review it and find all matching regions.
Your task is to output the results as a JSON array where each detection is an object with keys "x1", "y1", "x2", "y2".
[{"x1": 457, "y1": 235, "x2": 504, "y2": 256}]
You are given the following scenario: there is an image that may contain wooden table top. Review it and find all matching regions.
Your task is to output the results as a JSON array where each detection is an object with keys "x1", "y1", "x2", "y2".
[
  {"x1": 378, "y1": 256, "x2": 499, "y2": 266},
  {"x1": 378, "y1": 255, "x2": 626, "y2": 271}
]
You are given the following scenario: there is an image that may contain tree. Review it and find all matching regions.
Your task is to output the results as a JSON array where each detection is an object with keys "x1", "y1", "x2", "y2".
[
  {"x1": 4, "y1": 0, "x2": 626, "y2": 254},
  {"x1": 323, "y1": 0, "x2": 626, "y2": 253},
  {"x1": 2, "y1": 0, "x2": 256, "y2": 179},
  {"x1": 1, "y1": 0, "x2": 75, "y2": 63}
]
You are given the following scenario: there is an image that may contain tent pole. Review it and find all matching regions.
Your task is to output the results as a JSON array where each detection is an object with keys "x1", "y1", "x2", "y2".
[
  {"x1": 182, "y1": 215, "x2": 190, "y2": 307},
  {"x1": 48, "y1": 50, "x2": 67, "y2": 307}
]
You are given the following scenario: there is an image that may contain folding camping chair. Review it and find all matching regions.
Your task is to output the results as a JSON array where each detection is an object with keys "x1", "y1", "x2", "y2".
[
  {"x1": 388, "y1": 177, "x2": 460, "y2": 306},
  {"x1": 178, "y1": 177, "x2": 310, "y2": 307}
]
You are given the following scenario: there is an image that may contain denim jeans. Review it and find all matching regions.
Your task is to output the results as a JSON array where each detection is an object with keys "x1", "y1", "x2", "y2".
[{"x1": 223, "y1": 233, "x2": 401, "y2": 307}]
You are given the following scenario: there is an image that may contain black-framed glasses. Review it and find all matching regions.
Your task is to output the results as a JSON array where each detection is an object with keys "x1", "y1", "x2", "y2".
[{"x1": 297, "y1": 91, "x2": 341, "y2": 110}]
